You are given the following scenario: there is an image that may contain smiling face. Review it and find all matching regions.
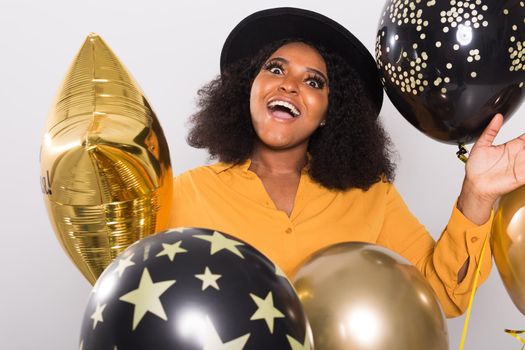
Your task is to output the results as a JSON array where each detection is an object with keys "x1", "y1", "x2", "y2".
[{"x1": 249, "y1": 42, "x2": 330, "y2": 151}]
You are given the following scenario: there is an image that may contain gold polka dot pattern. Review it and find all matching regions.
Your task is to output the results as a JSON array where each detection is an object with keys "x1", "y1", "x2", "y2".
[
  {"x1": 375, "y1": 0, "x2": 525, "y2": 143},
  {"x1": 439, "y1": 0, "x2": 488, "y2": 31}
]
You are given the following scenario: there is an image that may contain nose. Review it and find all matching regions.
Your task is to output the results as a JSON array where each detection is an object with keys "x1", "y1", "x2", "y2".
[{"x1": 278, "y1": 76, "x2": 299, "y2": 95}]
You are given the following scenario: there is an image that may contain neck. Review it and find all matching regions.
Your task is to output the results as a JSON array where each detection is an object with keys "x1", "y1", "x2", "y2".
[{"x1": 249, "y1": 142, "x2": 308, "y2": 176}]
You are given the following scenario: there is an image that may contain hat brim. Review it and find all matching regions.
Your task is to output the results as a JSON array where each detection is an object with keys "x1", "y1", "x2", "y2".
[{"x1": 220, "y1": 7, "x2": 383, "y2": 114}]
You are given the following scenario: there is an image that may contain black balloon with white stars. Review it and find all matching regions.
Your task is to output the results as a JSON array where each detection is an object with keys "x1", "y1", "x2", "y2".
[
  {"x1": 376, "y1": 0, "x2": 525, "y2": 144},
  {"x1": 79, "y1": 228, "x2": 313, "y2": 350}
]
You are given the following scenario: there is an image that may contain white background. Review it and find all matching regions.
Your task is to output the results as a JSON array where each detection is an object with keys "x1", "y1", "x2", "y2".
[{"x1": 1, "y1": 0, "x2": 524, "y2": 349}]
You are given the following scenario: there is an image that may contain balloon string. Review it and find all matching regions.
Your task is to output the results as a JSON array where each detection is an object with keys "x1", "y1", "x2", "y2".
[
  {"x1": 458, "y1": 233, "x2": 489, "y2": 350},
  {"x1": 457, "y1": 144, "x2": 469, "y2": 163},
  {"x1": 505, "y1": 329, "x2": 525, "y2": 348},
  {"x1": 454, "y1": 140, "x2": 523, "y2": 348}
]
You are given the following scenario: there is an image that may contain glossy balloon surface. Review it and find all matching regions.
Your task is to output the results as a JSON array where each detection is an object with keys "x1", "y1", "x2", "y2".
[
  {"x1": 293, "y1": 242, "x2": 448, "y2": 350},
  {"x1": 376, "y1": 0, "x2": 525, "y2": 144},
  {"x1": 79, "y1": 228, "x2": 313, "y2": 350},
  {"x1": 492, "y1": 186, "x2": 525, "y2": 315},
  {"x1": 40, "y1": 34, "x2": 173, "y2": 284}
]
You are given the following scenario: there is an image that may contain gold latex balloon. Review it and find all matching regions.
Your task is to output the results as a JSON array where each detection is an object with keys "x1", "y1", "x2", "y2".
[
  {"x1": 40, "y1": 33, "x2": 173, "y2": 285},
  {"x1": 492, "y1": 185, "x2": 525, "y2": 315},
  {"x1": 292, "y1": 242, "x2": 448, "y2": 350}
]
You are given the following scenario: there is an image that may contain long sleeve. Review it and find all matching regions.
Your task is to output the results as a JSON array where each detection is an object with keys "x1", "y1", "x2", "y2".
[{"x1": 376, "y1": 183, "x2": 493, "y2": 318}]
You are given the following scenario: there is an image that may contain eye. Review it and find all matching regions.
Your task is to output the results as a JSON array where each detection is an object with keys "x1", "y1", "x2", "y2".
[
  {"x1": 305, "y1": 75, "x2": 326, "y2": 89},
  {"x1": 306, "y1": 79, "x2": 321, "y2": 89},
  {"x1": 263, "y1": 61, "x2": 285, "y2": 75}
]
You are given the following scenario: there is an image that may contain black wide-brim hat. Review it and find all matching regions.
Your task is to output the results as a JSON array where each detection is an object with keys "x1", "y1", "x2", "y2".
[{"x1": 220, "y1": 7, "x2": 383, "y2": 114}]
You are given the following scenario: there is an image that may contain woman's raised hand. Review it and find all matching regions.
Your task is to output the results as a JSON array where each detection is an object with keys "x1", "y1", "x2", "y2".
[{"x1": 458, "y1": 113, "x2": 525, "y2": 224}]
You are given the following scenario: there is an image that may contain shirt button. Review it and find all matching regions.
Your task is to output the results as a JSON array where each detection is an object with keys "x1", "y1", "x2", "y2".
[
  {"x1": 471, "y1": 236, "x2": 479, "y2": 243},
  {"x1": 285, "y1": 227, "x2": 292, "y2": 234}
]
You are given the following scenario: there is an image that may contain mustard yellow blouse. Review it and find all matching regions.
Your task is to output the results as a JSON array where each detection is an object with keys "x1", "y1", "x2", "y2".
[{"x1": 170, "y1": 160, "x2": 493, "y2": 318}]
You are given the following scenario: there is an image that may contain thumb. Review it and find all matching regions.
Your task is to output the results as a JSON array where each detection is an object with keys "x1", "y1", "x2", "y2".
[{"x1": 473, "y1": 113, "x2": 504, "y2": 148}]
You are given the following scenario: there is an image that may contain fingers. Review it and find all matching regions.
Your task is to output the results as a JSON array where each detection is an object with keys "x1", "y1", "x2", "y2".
[{"x1": 474, "y1": 113, "x2": 504, "y2": 148}]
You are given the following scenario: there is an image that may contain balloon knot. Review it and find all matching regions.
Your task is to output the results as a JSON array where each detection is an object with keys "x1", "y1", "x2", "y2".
[{"x1": 456, "y1": 144, "x2": 469, "y2": 163}]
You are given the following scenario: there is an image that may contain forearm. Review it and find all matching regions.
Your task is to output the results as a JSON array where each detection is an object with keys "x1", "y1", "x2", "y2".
[
  {"x1": 457, "y1": 177, "x2": 496, "y2": 225},
  {"x1": 379, "y1": 182, "x2": 494, "y2": 317}
]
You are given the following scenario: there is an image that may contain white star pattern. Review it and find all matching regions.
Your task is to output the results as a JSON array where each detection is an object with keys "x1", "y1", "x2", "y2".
[
  {"x1": 287, "y1": 334, "x2": 312, "y2": 350},
  {"x1": 90, "y1": 302, "x2": 107, "y2": 329},
  {"x1": 249, "y1": 292, "x2": 285, "y2": 333},
  {"x1": 119, "y1": 268, "x2": 176, "y2": 330},
  {"x1": 155, "y1": 241, "x2": 187, "y2": 261},
  {"x1": 274, "y1": 264, "x2": 287, "y2": 278},
  {"x1": 202, "y1": 317, "x2": 250, "y2": 350},
  {"x1": 80, "y1": 229, "x2": 310, "y2": 348},
  {"x1": 115, "y1": 253, "x2": 135, "y2": 277},
  {"x1": 195, "y1": 266, "x2": 222, "y2": 291},
  {"x1": 194, "y1": 231, "x2": 245, "y2": 258}
]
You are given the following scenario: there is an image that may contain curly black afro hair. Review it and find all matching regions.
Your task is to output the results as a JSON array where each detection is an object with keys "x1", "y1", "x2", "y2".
[{"x1": 187, "y1": 39, "x2": 396, "y2": 191}]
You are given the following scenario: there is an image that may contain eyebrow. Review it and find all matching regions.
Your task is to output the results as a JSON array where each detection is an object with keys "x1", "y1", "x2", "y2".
[{"x1": 267, "y1": 57, "x2": 329, "y2": 83}]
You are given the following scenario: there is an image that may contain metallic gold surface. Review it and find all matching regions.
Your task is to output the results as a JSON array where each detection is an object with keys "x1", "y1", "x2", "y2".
[
  {"x1": 40, "y1": 34, "x2": 173, "y2": 285},
  {"x1": 292, "y1": 242, "x2": 448, "y2": 350},
  {"x1": 492, "y1": 185, "x2": 525, "y2": 315}
]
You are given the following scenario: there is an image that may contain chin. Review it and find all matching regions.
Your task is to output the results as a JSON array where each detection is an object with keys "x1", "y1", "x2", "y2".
[
  {"x1": 261, "y1": 138, "x2": 303, "y2": 151},
  {"x1": 261, "y1": 141, "x2": 290, "y2": 149}
]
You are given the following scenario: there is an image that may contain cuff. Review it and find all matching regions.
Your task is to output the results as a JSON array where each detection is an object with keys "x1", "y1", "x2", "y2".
[{"x1": 435, "y1": 199, "x2": 494, "y2": 295}]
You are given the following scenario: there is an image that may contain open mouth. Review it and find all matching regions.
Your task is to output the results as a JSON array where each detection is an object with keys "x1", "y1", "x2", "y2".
[{"x1": 267, "y1": 100, "x2": 301, "y2": 119}]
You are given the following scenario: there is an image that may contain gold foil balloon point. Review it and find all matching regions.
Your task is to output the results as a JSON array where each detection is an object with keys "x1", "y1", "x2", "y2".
[
  {"x1": 492, "y1": 186, "x2": 525, "y2": 314},
  {"x1": 40, "y1": 34, "x2": 173, "y2": 285},
  {"x1": 292, "y1": 243, "x2": 448, "y2": 350}
]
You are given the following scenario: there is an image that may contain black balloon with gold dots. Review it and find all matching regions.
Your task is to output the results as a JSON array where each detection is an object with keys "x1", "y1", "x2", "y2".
[
  {"x1": 376, "y1": 0, "x2": 525, "y2": 144},
  {"x1": 79, "y1": 228, "x2": 313, "y2": 350}
]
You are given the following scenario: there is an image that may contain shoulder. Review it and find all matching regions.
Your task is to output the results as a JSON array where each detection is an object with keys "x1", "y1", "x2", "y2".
[
  {"x1": 175, "y1": 162, "x2": 227, "y2": 182},
  {"x1": 306, "y1": 175, "x2": 394, "y2": 197},
  {"x1": 174, "y1": 162, "x2": 235, "y2": 189},
  {"x1": 351, "y1": 178, "x2": 396, "y2": 204},
  {"x1": 359, "y1": 178, "x2": 394, "y2": 195}
]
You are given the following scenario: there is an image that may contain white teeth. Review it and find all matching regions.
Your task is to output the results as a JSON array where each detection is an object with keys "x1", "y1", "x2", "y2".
[{"x1": 268, "y1": 100, "x2": 301, "y2": 117}]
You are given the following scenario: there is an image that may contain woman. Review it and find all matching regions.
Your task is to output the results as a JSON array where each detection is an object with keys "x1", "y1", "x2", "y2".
[{"x1": 170, "y1": 7, "x2": 525, "y2": 318}]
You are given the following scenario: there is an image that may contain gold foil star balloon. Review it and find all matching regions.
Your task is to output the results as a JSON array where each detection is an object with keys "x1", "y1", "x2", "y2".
[
  {"x1": 492, "y1": 186, "x2": 525, "y2": 315},
  {"x1": 40, "y1": 33, "x2": 173, "y2": 285}
]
